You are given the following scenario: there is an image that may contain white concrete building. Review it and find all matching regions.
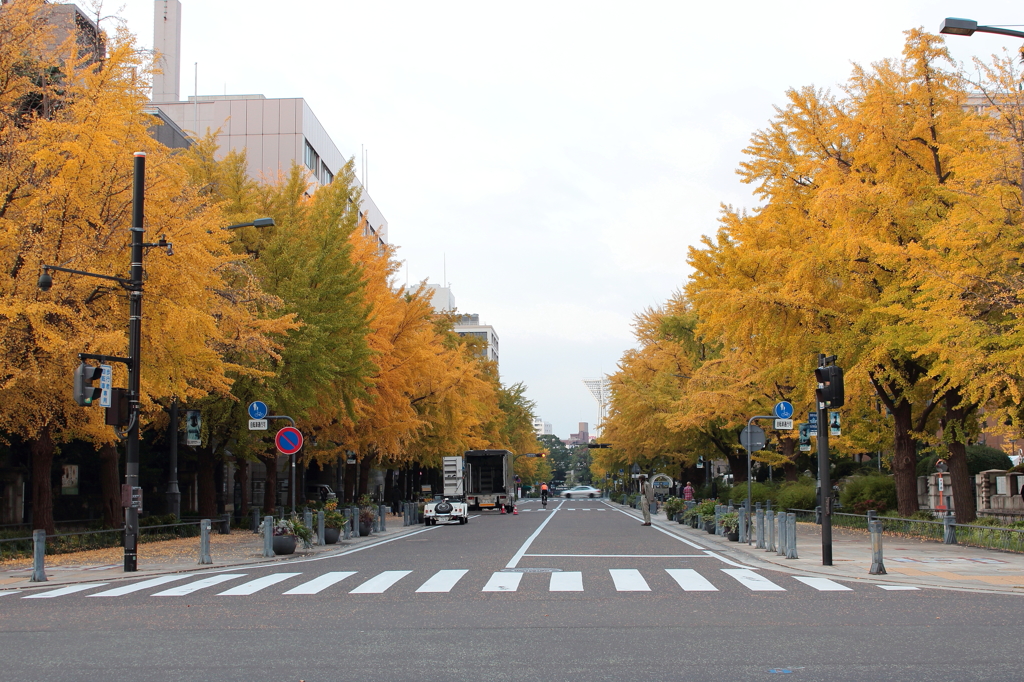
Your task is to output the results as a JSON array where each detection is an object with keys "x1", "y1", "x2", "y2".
[
  {"x1": 454, "y1": 314, "x2": 499, "y2": 366},
  {"x1": 532, "y1": 417, "x2": 552, "y2": 437},
  {"x1": 148, "y1": 1, "x2": 387, "y2": 244},
  {"x1": 426, "y1": 284, "x2": 456, "y2": 313}
]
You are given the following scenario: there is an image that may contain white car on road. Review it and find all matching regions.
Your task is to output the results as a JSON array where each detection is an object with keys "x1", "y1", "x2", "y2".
[{"x1": 563, "y1": 485, "x2": 602, "y2": 499}]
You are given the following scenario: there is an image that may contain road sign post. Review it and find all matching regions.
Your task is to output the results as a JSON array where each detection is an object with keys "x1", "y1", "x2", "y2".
[{"x1": 741, "y1": 416, "x2": 774, "y2": 545}]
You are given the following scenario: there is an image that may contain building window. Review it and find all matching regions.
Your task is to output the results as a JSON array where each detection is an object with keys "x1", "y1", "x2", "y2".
[
  {"x1": 321, "y1": 162, "x2": 333, "y2": 185},
  {"x1": 304, "y1": 140, "x2": 319, "y2": 175}
]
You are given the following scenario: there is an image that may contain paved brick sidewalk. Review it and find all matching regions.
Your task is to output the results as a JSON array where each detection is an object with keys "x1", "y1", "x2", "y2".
[
  {"x1": 0, "y1": 514, "x2": 424, "y2": 592},
  {"x1": 620, "y1": 502, "x2": 1024, "y2": 594}
]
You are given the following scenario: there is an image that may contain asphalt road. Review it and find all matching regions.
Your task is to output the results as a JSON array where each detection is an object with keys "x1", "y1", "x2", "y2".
[{"x1": 1, "y1": 498, "x2": 1017, "y2": 681}]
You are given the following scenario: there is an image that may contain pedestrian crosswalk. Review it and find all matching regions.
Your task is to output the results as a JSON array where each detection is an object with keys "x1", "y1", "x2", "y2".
[{"x1": 13, "y1": 568, "x2": 921, "y2": 600}]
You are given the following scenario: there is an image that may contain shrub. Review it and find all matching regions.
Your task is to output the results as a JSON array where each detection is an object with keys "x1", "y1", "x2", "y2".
[
  {"x1": 775, "y1": 479, "x2": 817, "y2": 511},
  {"x1": 720, "y1": 512, "x2": 740, "y2": 533},
  {"x1": 916, "y1": 445, "x2": 1012, "y2": 477},
  {"x1": 728, "y1": 481, "x2": 773, "y2": 506},
  {"x1": 662, "y1": 496, "x2": 685, "y2": 520},
  {"x1": 852, "y1": 498, "x2": 888, "y2": 515},
  {"x1": 840, "y1": 474, "x2": 897, "y2": 512}
]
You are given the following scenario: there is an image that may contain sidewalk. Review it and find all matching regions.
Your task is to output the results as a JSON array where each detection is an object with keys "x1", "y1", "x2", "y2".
[
  {"x1": 0, "y1": 514, "x2": 424, "y2": 593},
  {"x1": 627, "y1": 503, "x2": 1024, "y2": 595}
]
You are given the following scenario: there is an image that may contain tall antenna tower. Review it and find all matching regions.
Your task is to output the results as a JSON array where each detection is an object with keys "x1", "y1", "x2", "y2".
[{"x1": 583, "y1": 378, "x2": 611, "y2": 435}]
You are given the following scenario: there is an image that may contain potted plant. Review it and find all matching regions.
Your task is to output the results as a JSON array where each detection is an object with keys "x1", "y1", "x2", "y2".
[
  {"x1": 662, "y1": 496, "x2": 684, "y2": 523},
  {"x1": 263, "y1": 517, "x2": 313, "y2": 555},
  {"x1": 721, "y1": 511, "x2": 740, "y2": 541},
  {"x1": 693, "y1": 500, "x2": 717, "y2": 533},
  {"x1": 322, "y1": 501, "x2": 344, "y2": 544}
]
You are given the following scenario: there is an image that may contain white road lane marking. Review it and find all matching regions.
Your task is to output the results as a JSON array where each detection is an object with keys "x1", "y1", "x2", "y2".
[
  {"x1": 878, "y1": 585, "x2": 920, "y2": 591},
  {"x1": 722, "y1": 568, "x2": 785, "y2": 591},
  {"x1": 793, "y1": 576, "x2": 852, "y2": 591},
  {"x1": 218, "y1": 573, "x2": 301, "y2": 595},
  {"x1": 416, "y1": 569, "x2": 468, "y2": 593},
  {"x1": 89, "y1": 575, "x2": 190, "y2": 597},
  {"x1": 605, "y1": 502, "x2": 706, "y2": 550},
  {"x1": 153, "y1": 574, "x2": 246, "y2": 596},
  {"x1": 549, "y1": 572, "x2": 584, "y2": 592},
  {"x1": 609, "y1": 569, "x2": 651, "y2": 591},
  {"x1": 505, "y1": 499, "x2": 565, "y2": 568},
  {"x1": 350, "y1": 570, "x2": 412, "y2": 594},
  {"x1": 23, "y1": 583, "x2": 108, "y2": 599},
  {"x1": 483, "y1": 572, "x2": 523, "y2": 592},
  {"x1": 666, "y1": 568, "x2": 718, "y2": 591},
  {"x1": 284, "y1": 571, "x2": 357, "y2": 595}
]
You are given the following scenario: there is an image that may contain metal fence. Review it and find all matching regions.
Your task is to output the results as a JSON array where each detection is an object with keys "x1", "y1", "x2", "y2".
[
  {"x1": 0, "y1": 521, "x2": 202, "y2": 560},
  {"x1": 789, "y1": 508, "x2": 1024, "y2": 554}
]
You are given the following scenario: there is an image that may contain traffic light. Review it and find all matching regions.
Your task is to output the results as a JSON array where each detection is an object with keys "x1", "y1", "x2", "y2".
[
  {"x1": 815, "y1": 365, "x2": 845, "y2": 408},
  {"x1": 74, "y1": 362, "x2": 102, "y2": 406}
]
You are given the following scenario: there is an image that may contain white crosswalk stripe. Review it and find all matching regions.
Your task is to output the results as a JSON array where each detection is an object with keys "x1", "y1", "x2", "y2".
[
  {"x1": 549, "y1": 571, "x2": 584, "y2": 592},
  {"x1": 350, "y1": 570, "x2": 412, "y2": 594},
  {"x1": 218, "y1": 573, "x2": 300, "y2": 596},
  {"x1": 792, "y1": 576, "x2": 851, "y2": 591},
  {"x1": 482, "y1": 571, "x2": 523, "y2": 592},
  {"x1": 878, "y1": 585, "x2": 920, "y2": 591},
  {"x1": 722, "y1": 569, "x2": 785, "y2": 591},
  {"x1": 666, "y1": 568, "x2": 718, "y2": 591},
  {"x1": 416, "y1": 569, "x2": 468, "y2": 593},
  {"x1": 23, "y1": 583, "x2": 108, "y2": 599},
  {"x1": 609, "y1": 569, "x2": 651, "y2": 591},
  {"x1": 89, "y1": 575, "x2": 191, "y2": 597},
  {"x1": 284, "y1": 571, "x2": 357, "y2": 595},
  {"x1": 152, "y1": 574, "x2": 246, "y2": 596}
]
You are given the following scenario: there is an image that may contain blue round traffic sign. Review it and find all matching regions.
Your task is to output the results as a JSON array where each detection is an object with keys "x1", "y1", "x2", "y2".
[
  {"x1": 774, "y1": 401, "x2": 794, "y2": 419},
  {"x1": 275, "y1": 427, "x2": 303, "y2": 455},
  {"x1": 248, "y1": 401, "x2": 268, "y2": 420}
]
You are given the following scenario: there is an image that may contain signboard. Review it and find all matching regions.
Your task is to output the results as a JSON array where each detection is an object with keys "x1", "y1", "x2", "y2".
[
  {"x1": 186, "y1": 410, "x2": 202, "y2": 446},
  {"x1": 773, "y1": 401, "x2": 794, "y2": 419},
  {"x1": 774, "y1": 419, "x2": 794, "y2": 431},
  {"x1": 696, "y1": 456, "x2": 704, "y2": 469},
  {"x1": 829, "y1": 411, "x2": 841, "y2": 436},
  {"x1": 121, "y1": 484, "x2": 143, "y2": 510},
  {"x1": 248, "y1": 401, "x2": 268, "y2": 420},
  {"x1": 275, "y1": 426, "x2": 303, "y2": 455},
  {"x1": 98, "y1": 364, "x2": 112, "y2": 408},
  {"x1": 248, "y1": 419, "x2": 268, "y2": 431},
  {"x1": 798, "y1": 423, "x2": 811, "y2": 452},
  {"x1": 61, "y1": 464, "x2": 79, "y2": 495},
  {"x1": 808, "y1": 412, "x2": 818, "y2": 438},
  {"x1": 740, "y1": 425, "x2": 766, "y2": 451}
]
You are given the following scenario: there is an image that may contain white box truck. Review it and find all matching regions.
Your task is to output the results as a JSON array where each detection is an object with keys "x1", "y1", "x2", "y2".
[{"x1": 464, "y1": 449, "x2": 516, "y2": 513}]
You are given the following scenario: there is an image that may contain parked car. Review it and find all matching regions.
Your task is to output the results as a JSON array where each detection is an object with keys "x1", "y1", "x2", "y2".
[
  {"x1": 563, "y1": 485, "x2": 601, "y2": 499},
  {"x1": 305, "y1": 484, "x2": 337, "y2": 502}
]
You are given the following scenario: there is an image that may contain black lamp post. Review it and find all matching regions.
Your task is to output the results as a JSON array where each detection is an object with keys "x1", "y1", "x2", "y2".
[
  {"x1": 939, "y1": 18, "x2": 1024, "y2": 40},
  {"x1": 38, "y1": 151, "x2": 275, "y2": 572}
]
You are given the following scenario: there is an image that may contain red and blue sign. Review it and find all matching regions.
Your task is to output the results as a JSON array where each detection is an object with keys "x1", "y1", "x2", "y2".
[{"x1": 275, "y1": 427, "x2": 303, "y2": 455}]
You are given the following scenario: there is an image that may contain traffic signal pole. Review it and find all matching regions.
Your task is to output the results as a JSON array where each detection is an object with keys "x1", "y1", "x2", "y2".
[
  {"x1": 816, "y1": 353, "x2": 833, "y2": 566},
  {"x1": 124, "y1": 151, "x2": 147, "y2": 572}
]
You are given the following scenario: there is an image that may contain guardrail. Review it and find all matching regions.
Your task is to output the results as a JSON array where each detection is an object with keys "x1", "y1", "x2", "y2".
[
  {"x1": 0, "y1": 521, "x2": 202, "y2": 560},
  {"x1": 788, "y1": 508, "x2": 1024, "y2": 554}
]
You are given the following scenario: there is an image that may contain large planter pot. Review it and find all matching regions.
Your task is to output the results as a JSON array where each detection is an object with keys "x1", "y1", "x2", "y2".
[
  {"x1": 323, "y1": 527, "x2": 341, "y2": 545},
  {"x1": 704, "y1": 520, "x2": 716, "y2": 534},
  {"x1": 727, "y1": 530, "x2": 739, "y2": 542},
  {"x1": 273, "y1": 534, "x2": 297, "y2": 555},
  {"x1": 359, "y1": 520, "x2": 373, "y2": 536}
]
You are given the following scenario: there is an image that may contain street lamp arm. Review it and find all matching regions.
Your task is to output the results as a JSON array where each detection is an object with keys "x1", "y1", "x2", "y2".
[
  {"x1": 222, "y1": 217, "x2": 276, "y2": 230},
  {"x1": 977, "y1": 25, "x2": 1024, "y2": 39},
  {"x1": 940, "y1": 17, "x2": 1024, "y2": 39},
  {"x1": 39, "y1": 264, "x2": 133, "y2": 290}
]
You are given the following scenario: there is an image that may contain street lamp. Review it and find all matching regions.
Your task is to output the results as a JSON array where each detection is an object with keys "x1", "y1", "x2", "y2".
[
  {"x1": 220, "y1": 217, "x2": 276, "y2": 231},
  {"x1": 939, "y1": 18, "x2": 1024, "y2": 39}
]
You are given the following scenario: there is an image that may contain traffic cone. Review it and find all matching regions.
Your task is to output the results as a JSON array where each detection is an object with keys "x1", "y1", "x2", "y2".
[
  {"x1": 513, "y1": 505, "x2": 518, "y2": 515},
  {"x1": 501, "y1": 505, "x2": 506, "y2": 514}
]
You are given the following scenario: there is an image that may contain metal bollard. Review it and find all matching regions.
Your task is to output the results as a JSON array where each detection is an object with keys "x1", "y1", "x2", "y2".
[
  {"x1": 766, "y1": 499, "x2": 771, "y2": 512},
  {"x1": 221, "y1": 512, "x2": 231, "y2": 534},
  {"x1": 351, "y1": 506, "x2": 360, "y2": 538},
  {"x1": 777, "y1": 512, "x2": 787, "y2": 557},
  {"x1": 199, "y1": 518, "x2": 213, "y2": 564},
  {"x1": 379, "y1": 505, "x2": 387, "y2": 532},
  {"x1": 317, "y1": 510, "x2": 325, "y2": 546},
  {"x1": 943, "y1": 511, "x2": 957, "y2": 545},
  {"x1": 869, "y1": 519, "x2": 886, "y2": 574},
  {"x1": 756, "y1": 508, "x2": 765, "y2": 549},
  {"x1": 343, "y1": 508, "x2": 352, "y2": 540},
  {"x1": 739, "y1": 508, "x2": 748, "y2": 543},
  {"x1": 263, "y1": 516, "x2": 274, "y2": 557},
  {"x1": 766, "y1": 510, "x2": 775, "y2": 552},
  {"x1": 303, "y1": 508, "x2": 313, "y2": 533},
  {"x1": 31, "y1": 529, "x2": 46, "y2": 582},
  {"x1": 715, "y1": 506, "x2": 722, "y2": 536},
  {"x1": 403, "y1": 502, "x2": 410, "y2": 526},
  {"x1": 251, "y1": 507, "x2": 260, "y2": 533},
  {"x1": 815, "y1": 505, "x2": 822, "y2": 524},
  {"x1": 786, "y1": 513, "x2": 798, "y2": 559}
]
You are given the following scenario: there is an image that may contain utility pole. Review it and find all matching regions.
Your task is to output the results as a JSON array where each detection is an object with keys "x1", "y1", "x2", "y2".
[{"x1": 814, "y1": 353, "x2": 844, "y2": 567}]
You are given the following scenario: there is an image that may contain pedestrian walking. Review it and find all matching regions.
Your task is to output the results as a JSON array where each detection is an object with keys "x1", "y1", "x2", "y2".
[
  {"x1": 683, "y1": 481, "x2": 695, "y2": 501},
  {"x1": 639, "y1": 475, "x2": 654, "y2": 526}
]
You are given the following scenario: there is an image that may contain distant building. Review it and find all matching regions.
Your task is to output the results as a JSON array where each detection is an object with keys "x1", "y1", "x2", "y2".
[
  {"x1": 454, "y1": 314, "x2": 498, "y2": 366},
  {"x1": 564, "y1": 422, "x2": 590, "y2": 447},
  {"x1": 425, "y1": 284, "x2": 456, "y2": 313},
  {"x1": 533, "y1": 417, "x2": 552, "y2": 437}
]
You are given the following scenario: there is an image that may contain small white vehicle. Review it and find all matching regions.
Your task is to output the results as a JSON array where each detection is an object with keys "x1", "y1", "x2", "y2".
[
  {"x1": 423, "y1": 497, "x2": 469, "y2": 525},
  {"x1": 423, "y1": 456, "x2": 470, "y2": 526}
]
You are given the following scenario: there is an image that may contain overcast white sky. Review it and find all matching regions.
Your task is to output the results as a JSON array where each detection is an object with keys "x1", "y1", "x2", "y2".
[{"x1": 113, "y1": 0, "x2": 1020, "y2": 438}]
